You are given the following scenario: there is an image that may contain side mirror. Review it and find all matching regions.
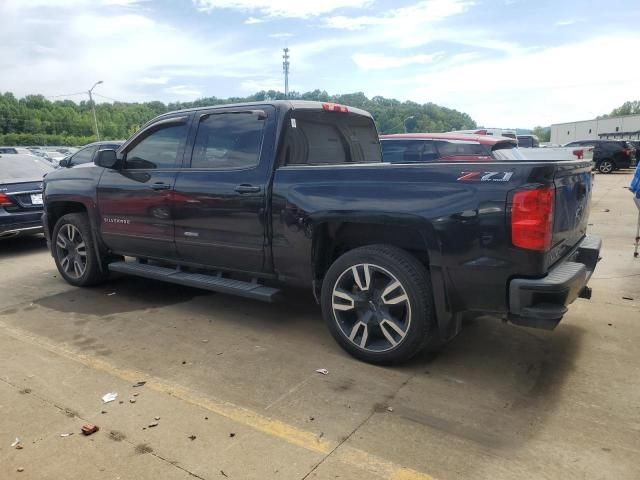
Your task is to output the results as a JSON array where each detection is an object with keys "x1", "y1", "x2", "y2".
[
  {"x1": 58, "y1": 157, "x2": 71, "y2": 168},
  {"x1": 95, "y1": 149, "x2": 119, "y2": 169}
]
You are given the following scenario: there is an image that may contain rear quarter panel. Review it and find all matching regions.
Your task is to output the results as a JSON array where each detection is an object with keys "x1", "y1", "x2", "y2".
[{"x1": 271, "y1": 161, "x2": 569, "y2": 314}]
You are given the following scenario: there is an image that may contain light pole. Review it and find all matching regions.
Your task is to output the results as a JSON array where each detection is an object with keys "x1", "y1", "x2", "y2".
[
  {"x1": 403, "y1": 115, "x2": 416, "y2": 133},
  {"x1": 88, "y1": 80, "x2": 103, "y2": 141},
  {"x1": 282, "y1": 48, "x2": 290, "y2": 98}
]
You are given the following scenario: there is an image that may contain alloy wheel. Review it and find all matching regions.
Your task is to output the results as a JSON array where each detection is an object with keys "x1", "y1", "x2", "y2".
[
  {"x1": 331, "y1": 263, "x2": 411, "y2": 353},
  {"x1": 599, "y1": 161, "x2": 613, "y2": 173},
  {"x1": 55, "y1": 224, "x2": 87, "y2": 279}
]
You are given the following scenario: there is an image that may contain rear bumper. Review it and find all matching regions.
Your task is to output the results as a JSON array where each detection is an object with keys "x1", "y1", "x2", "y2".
[
  {"x1": 0, "y1": 222, "x2": 43, "y2": 238},
  {"x1": 508, "y1": 235, "x2": 601, "y2": 329}
]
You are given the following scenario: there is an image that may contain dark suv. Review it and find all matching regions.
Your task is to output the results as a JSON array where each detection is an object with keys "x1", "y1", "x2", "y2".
[{"x1": 564, "y1": 140, "x2": 635, "y2": 174}]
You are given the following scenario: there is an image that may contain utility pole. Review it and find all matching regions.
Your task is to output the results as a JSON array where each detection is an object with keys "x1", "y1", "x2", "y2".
[
  {"x1": 282, "y1": 48, "x2": 290, "y2": 98},
  {"x1": 88, "y1": 80, "x2": 103, "y2": 141}
]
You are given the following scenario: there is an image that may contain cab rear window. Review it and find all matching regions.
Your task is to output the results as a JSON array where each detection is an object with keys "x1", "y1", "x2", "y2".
[{"x1": 285, "y1": 111, "x2": 381, "y2": 165}]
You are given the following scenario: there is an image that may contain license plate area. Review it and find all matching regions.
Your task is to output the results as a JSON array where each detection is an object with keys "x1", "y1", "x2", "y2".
[{"x1": 30, "y1": 194, "x2": 43, "y2": 205}]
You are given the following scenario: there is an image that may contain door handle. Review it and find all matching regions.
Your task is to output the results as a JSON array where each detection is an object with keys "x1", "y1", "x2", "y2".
[
  {"x1": 151, "y1": 182, "x2": 171, "y2": 191},
  {"x1": 235, "y1": 184, "x2": 261, "y2": 194}
]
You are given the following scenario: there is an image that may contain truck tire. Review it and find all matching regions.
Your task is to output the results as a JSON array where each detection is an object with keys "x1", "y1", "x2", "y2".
[
  {"x1": 52, "y1": 213, "x2": 108, "y2": 287},
  {"x1": 598, "y1": 159, "x2": 615, "y2": 174},
  {"x1": 321, "y1": 245, "x2": 437, "y2": 365}
]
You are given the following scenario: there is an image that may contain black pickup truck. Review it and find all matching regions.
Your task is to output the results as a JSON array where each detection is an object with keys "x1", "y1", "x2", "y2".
[{"x1": 42, "y1": 101, "x2": 601, "y2": 364}]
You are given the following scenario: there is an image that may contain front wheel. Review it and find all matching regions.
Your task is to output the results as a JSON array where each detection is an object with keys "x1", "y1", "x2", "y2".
[
  {"x1": 598, "y1": 159, "x2": 615, "y2": 174},
  {"x1": 52, "y1": 213, "x2": 108, "y2": 286},
  {"x1": 321, "y1": 245, "x2": 437, "y2": 365}
]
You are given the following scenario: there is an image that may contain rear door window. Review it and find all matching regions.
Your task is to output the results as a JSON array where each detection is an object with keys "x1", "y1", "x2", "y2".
[
  {"x1": 434, "y1": 140, "x2": 490, "y2": 158},
  {"x1": 285, "y1": 111, "x2": 381, "y2": 165},
  {"x1": 190, "y1": 111, "x2": 266, "y2": 170},
  {"x1": 381, "y1": 140, "x2": 438, "y2": 163}
]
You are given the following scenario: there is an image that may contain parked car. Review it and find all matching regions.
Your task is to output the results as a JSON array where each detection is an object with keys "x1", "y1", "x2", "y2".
[
  {"x1": 516, "y1": 135, "x2": 540, "y2": 148},
  {"x1": 0, "y1": 154, "x2": 54, "y2": 239},
  {"x1": 626, "y1": 140, "x2": 640, "y2": 166},
  {"x1": 380, "y1": 132, "x2": 520, "y2": 162},
  {"x1": 59, "y1": 141, "x2": 124, "y2": 168},
  {"x1": 450, "y1": 128, "x2": 518, "y2": 141},
  {"x1": 43, "y1": 101, "x2": 600, "y2": 364},
  {"x1": 564, "y1": 140, "x2": 635, "y2": 173},
  {"x1": 0, "y1": 146, "x2": 36, "y2": 155}
]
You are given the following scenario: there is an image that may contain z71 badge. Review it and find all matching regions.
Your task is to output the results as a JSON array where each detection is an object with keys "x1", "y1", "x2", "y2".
[{"x1": 457, "y1": 171, "x2": 514, "y2": 182}]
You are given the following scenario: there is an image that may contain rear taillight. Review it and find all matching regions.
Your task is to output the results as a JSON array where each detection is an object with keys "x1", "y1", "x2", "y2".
[
  {"x1": 511, "y1": 187, "x2": 555, "y2": 251},
  {"x1": 0, "y1": 193, "x2": 14, "y2": 207},
  {"x1": 572, "y1": 149, "x2": 584, "y2": 159},
  {"x1": 322, "y1": 103, "x2": 349, "y2": 113},
  {"x1": 623, "y1": 147, "x2": 631, "y2": 156}
]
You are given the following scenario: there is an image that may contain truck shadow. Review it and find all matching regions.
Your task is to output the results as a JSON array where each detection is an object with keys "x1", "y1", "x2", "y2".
[{"x1": 391, "y1": 314, "x2": 585, "y2": 450}]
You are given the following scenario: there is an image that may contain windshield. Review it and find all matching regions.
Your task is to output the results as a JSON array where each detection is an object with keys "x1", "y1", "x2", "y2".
[{"x1": 0, "y1": 155, "x2": 54, "y2": 180}]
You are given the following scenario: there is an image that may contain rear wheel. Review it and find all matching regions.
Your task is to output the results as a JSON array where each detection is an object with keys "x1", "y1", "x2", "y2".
[
  {"x1": 52, "y1": 213, "x2": 108, "y2": 286},
  {"x1": 321, "y1": 245, "x2": 437, "y2": 365},
  {"x1": 598, "y1": 159, "x2": 615, "y2": 174}
]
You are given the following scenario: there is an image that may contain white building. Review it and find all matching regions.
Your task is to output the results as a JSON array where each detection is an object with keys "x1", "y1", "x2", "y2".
[{"x1": 551, "y1": 114, "x2": 640, "y2": 145}]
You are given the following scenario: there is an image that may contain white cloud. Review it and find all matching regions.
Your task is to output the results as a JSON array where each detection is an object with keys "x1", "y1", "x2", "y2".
[
  {"x1": 325, "y1": 0, "x2": 472, "y2": 30},
  {"x1": 244, "y1": 16, "x2": 264, "y2": 24},
  {"x1": 164, "y1": 85, "x2": 203, "y2": 97},
  {"x1": 239, "y1": 78, "x2": 284, "y2": 92},
  {"x1": 352, "y1": 52, "x2": 443, "y2": 70},
  {"x1": 193, "y1": 0, "x2": 372, "y2": 18},
  {"x1": 555, "y1": 18, "x2": 583, "y2": 27},
  {"x1": 398, "y1": 35, "x2": 640, "y2": 127},
  {"x1": 0, "y1": 0, "x2": 275, "y2": 102}
]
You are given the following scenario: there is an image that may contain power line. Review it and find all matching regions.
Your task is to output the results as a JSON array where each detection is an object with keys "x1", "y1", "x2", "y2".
[
  {"x1": 46, "y1": 91, "x2": 87, "y2": 99},
  {"x1": 93, "y1": 93, "x2": 120, "y2": 102}
]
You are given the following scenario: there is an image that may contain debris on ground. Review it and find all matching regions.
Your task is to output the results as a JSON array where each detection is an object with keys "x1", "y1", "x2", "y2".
[
  {"x1": 148, "y1": 423, "x2": 159, "y2": 428},
  {"x1": 17, "y1": 467, "x2": 24, "y2": 473},
  {"x1": 315, "y1": 368, "x2": 329, "y2": 375},
  {"x1": 102, "y1": 392, "x2": 118, "y2": 403},
  {"x1": 101, "y1": 410, "x2": 107, "y2": 414},
  {"x1": 11, "y1": 438, "x2": 20, "y2": 448},
  {"x1": 154, "y1": 416, "x2": 160, "y2": 421},
  {"x1": 220, "y1": 470, "x2": 228, "y2": 477},
  {"x1": 603, "y1": 209, "x2": 610, "y2": 212},
  {"x1": 132, "y1": 381, "x2": 146, "y2": 388},
  {"x1": 60, "y1": 433, "x2": 73, "y2": 437},
  {"x1": 129, "y1": 398, "x2": 136, "y2": 403},
  {"x1": 204, "y1": 417, "x2": 208, "y2": 420},
  {"x1": 188, "y1": 435, "x2": 197, "y2": 441},
  {"x1": 622, "y1": 296, "x2": 634, "y2": 301},
  {"x1": 229, "y1": 433, "x2": 235, "y2": 438},
  {"x1": 181, "y1": 361, "x2": 187, "y2": 365},
  {"x1": 133, "y1": 392, "x2": 139, "y2": 397},
  {"x1": 201, "y1": 339, "x2": 209, "y2": 343},
  {"x1": 309, "y1": 416, "x2": 315, "y2": 422},
  {"x1": 81, "y1": 424, "x2": 99, "y2": 436},
  {"x1": 387, "y1": 407, "x2": 394, "y2": 412}
]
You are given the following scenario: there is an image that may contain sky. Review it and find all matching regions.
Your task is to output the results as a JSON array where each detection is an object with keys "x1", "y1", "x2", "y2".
[{"x1": 1, "y1": 0, "x2": 639, "y2": 128}]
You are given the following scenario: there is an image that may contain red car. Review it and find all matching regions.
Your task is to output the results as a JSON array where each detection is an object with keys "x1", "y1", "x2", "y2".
[{"x1": 380, "y1": 132, "x2": 520, "y2": 163}]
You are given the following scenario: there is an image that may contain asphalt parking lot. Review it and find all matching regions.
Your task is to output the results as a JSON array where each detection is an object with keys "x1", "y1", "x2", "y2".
[{"x1": 1, "y1": 171, "x2": 639, "y2": 480}]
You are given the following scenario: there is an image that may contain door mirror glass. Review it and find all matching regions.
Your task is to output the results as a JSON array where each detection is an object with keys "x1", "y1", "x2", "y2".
[
  {"x1": 95, "y1": 149, "x2": 119, "y2": 169},
  {"x1": 58, "y1": 157, "x2": 71, "y2": 168}
]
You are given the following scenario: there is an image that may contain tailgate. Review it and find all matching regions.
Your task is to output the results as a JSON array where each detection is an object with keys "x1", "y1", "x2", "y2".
[{"x1": 548, "y1": 162, "x2": 593, "y2": 267}]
